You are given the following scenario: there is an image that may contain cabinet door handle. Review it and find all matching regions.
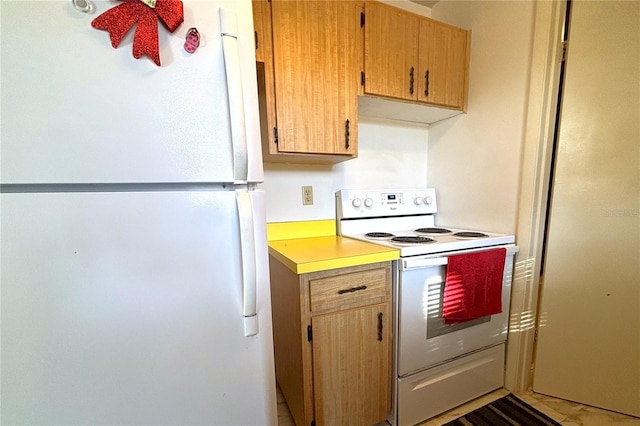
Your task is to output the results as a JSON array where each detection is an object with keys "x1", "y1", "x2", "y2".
[
  {"x1": 409, "y1": 66, "x2": 415, "y2": 95},
  {"x1": 220, "y1": 8, "x2": 248, "y2": 183},
  {"x1": 424, "y1": 69, "x2": 430, "y2": 97},
  {"x1": 337, "y1": 284, "x2": 366, "y2": 295},
  {"x1": 378, "y1": 312, "x2": 384, "y2": 341},
  {"x1": 236, "y1": 190, "x2": 258, "y2": 337},
  {"x1": 345, "y1": 119, "x2": 350, "y2": 149}
]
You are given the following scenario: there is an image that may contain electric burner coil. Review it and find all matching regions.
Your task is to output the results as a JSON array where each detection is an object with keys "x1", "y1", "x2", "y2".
[
  {"x1": 365, "y1": 232, "x2": 395, "y2": 239},
  {"x1": 453, "y1": 231, "x2": 488, "y2": 238},
  {"x1": 415, "y1": 227, "x2": 451, "y2": 234},
  {"x1": 391, "y1": 236, "x2": 436, "y2": 244}
]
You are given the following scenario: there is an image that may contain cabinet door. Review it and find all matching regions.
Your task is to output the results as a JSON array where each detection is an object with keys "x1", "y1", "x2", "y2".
[
  {"x1": 253, "y1": 0, "x2": 279, "y2": 159},
  {"x1": 363, "y1": 1, "x2": 419, "y2": 101},
  {"x1": 270, "y1": 1, "x2": 359, "y2": 156},
  {"x1": 418, "y1": 19, "x2": 469, "y2": 109},
  {"x1": 312, "y1": 303, "x2": 391, "y2": 426},
  {"x1": 252, "y1": 0, "x2": 266, "y2": 63}
]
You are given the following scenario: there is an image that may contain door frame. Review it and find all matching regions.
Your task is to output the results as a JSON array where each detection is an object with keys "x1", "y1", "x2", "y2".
[{"x1": 504, "y1": 0, "x2": 567, "y2": 392}]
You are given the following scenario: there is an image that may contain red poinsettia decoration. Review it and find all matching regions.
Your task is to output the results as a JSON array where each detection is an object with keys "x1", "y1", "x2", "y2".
[{"x1": 92, "y1": 0, "x2": 184, "y2": 66}]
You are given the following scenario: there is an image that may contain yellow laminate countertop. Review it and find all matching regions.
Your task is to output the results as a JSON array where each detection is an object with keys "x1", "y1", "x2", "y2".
[{"x1": 268, "y1": 235, "x2": 399, "y2": 274}]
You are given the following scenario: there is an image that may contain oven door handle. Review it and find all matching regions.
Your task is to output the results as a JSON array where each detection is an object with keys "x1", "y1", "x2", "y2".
[{"x1": 402, "y1": 257, "x2": 448, "y2": 270}]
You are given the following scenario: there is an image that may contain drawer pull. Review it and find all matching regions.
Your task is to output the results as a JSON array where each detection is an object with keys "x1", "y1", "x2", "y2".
[{"x1": 337, "y1": 285, "x2": 367, "y2": 295}]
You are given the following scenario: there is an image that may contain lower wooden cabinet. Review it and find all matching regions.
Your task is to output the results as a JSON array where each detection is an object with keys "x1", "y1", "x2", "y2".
[{"x1": 269, "y1": 258, "x2": 392, "y2": 426}]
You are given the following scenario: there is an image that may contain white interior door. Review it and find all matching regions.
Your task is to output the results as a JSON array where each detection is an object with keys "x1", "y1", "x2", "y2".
[{"x1": 532, "y1": 0, "x2": 639, "y2": 417}]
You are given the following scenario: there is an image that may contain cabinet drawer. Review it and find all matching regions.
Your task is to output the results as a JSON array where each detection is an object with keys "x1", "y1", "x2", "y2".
[{"x1": 309, "y1": 265, "x2": 389, "y2": 314}]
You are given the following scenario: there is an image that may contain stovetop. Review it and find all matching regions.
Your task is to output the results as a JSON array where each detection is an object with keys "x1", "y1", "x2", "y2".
[
  {"x1": 340, "y1": 224, "x2": 514, "y2": 257},
  {"x1": 335, "y1": 188, "x2": 515, "y2": 257}
]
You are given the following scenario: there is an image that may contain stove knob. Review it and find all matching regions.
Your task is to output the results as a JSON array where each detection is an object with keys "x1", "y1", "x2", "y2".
[
  {"x1": 413, "y1": 197, "x2": 423, "y2": 206},
  {"x1": 364, "y1": 197, "x2": 374, "y2": 208},
  {"x1": 352, "y1": 198, "x2": 362, "y2": 208},
  {"x1": 424, "y1": 196, "x2": 433, "y2": 205}
]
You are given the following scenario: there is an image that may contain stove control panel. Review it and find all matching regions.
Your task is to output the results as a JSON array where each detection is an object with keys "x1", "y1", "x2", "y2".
[
  {"x1": 380, "y1": 193, "x2": 403, "y2": 206},
  {"x1": 336, "y1": 188, "x2": 437, "y2": 219}
]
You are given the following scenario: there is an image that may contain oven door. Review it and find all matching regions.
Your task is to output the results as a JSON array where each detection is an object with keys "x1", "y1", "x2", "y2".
[{"x1": 396, "y1": 245, "x2": 516, "y2": 377}]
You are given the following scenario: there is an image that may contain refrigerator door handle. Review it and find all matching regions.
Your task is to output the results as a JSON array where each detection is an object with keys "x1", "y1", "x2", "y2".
[
  {"x1": 236, "y1": 190, "x2": 259, "y2": 337},
  {"x1": 220, "y1": 8, "x2": 248, "y2": 184}
]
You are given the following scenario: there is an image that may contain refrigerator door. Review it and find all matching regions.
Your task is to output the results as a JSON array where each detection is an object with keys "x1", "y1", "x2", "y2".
[
  {"x1": 0, "y1": 0, "x2": 263, "y2": 184},
  {"x1": 0, "y1": 190, "x2": 276, "y2": 425}
]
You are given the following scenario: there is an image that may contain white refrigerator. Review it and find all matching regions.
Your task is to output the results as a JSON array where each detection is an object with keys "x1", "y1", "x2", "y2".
[{"x1": 0, "y1": 0, "x2": 277, "y2": 424}]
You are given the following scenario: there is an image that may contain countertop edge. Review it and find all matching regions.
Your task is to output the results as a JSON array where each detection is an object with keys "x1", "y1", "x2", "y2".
[{"x1": 268, "y1": 236, "x2": 399, "y2": 274}]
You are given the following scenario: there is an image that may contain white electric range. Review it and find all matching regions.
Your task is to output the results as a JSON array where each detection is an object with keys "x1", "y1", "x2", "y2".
[{"x1": 336, "y1": 188, "x2": 518, "y2": 426}]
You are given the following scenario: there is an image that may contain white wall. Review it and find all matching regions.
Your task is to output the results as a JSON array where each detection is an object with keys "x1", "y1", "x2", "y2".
[
  {"x1": 263, "y1": 116, "x2": 429, "y2": 223},
  {"x1": 427, "y1": 0, "x2": 536, "y2": 233}
]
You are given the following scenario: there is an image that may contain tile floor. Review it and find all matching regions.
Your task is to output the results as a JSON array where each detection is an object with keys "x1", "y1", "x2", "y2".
[{"x1": 276, "y1": 385, "x2": 640, "y2": 425}]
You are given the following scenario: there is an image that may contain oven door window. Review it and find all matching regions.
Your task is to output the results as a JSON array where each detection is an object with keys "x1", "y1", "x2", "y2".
[
  {"x1": 426, "y1": 280, "x2": 490, "y2": 340},
  {"x1": 397, "y1": 254, "x2": 510, "y2": 376}
]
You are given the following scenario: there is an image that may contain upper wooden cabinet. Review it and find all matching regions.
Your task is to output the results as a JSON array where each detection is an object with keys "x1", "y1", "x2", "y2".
[
  {"x1": 417, "y1": 18, "x2": 470, "y2": 108},
  {"x1": 363, "y1": 0, "x2": 470, "y2": 111},
  {"x1": 253, "y1": 0, "x2": 362, "y2": 163},
  {"x1": 363, "y1": 1, "x2": 420, "y2": 101}
]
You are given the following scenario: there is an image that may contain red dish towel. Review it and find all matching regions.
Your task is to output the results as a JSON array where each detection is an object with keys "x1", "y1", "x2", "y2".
[{"x1": 443, "y1": 248, "x2": 507, "y2": 324}]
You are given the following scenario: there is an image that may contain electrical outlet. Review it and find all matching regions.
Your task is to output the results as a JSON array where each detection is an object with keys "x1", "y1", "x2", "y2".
[{"x1": 302, "y1": 186, "x2": 314, "y2": 206}]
